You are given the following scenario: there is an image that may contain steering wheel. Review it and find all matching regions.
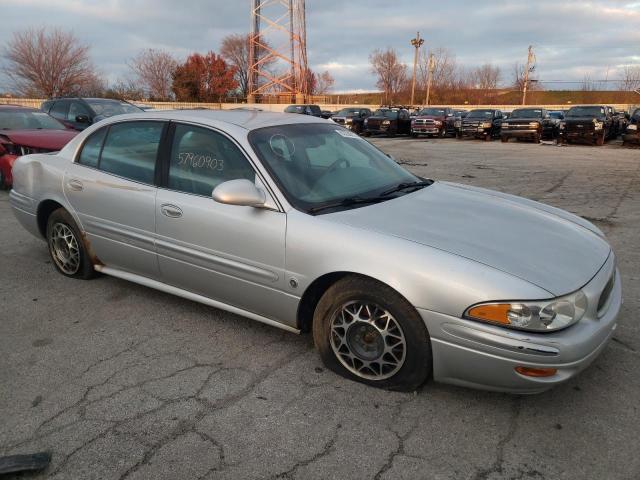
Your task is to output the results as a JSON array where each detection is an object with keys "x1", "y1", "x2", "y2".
[
  {"x1": 325, "y1": 157, "x2": 351, "y2": 175},
  {"x1": 313, "y1": 157, "x2": 351, "y2": 189}
]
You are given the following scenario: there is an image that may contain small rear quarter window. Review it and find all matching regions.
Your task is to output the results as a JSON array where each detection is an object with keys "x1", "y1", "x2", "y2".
[{"x1": 78, "y1": 128, "x2": 107, "y2": 168}]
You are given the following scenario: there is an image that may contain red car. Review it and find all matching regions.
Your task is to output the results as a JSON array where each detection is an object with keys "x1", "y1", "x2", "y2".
[{"x1": 0, "y1": 105, "x2": 78, "y2": 189}]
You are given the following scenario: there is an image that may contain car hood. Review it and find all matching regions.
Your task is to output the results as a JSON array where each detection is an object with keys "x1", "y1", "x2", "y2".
[
  {"x1": 325, "y1": 181, "x2": 610, "y2": 296},
  {"x1": 0, "y1": 129, "x2": 78, "y2": 149},
  {"x1": 505, "y1": 118, "x2": 542, "y2": 123},
  {"x1": 564, "y1": 117, "x2": 601, "y2": 123},
  {"x1": 414, "y1": 115, "x2": 445, "y2": 121}
]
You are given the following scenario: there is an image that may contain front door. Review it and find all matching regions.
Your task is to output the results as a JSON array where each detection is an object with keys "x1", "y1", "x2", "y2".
[
  {"x1": 154, "y1": 123, "x2": 289, "y2": 324},
  {"x1": 64, "y1": 120, "x2": 165, "y2": 279}
]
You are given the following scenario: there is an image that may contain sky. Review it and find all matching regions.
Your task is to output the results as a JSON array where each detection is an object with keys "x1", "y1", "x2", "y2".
[{"x1": 1, "y1": 0, "x2": 639, "y2": 93}]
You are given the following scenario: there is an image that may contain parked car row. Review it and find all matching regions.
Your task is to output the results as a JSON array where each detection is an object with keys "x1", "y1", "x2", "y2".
[{"x1": 312, "y1": 104, "x2": 638, "y2": 147}]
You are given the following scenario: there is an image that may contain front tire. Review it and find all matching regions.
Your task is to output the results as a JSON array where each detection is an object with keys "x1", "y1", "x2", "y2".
[
  {"x1": 313, "y1": 276, "x2": 431, "y2": 391},
  {"x1": 46, "y1": 208, "x2": 96, "y2": 279}
]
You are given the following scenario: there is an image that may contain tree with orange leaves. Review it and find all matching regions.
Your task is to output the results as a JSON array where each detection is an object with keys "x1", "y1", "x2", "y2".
[{"x1": 172, "y1": 52, "x2": 238, "y2": 102}]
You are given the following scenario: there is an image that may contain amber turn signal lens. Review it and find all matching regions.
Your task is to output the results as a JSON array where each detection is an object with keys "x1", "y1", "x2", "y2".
[
  {"x1": 515, "y1": 366, "x2": 558, "y2": 377},
  {"x1": 467, "y1": 304, "x2": 512, "y2": 325}
]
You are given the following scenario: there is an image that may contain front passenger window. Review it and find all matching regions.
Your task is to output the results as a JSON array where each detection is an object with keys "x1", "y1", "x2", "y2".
[{"x1": 168, "y1": 125, "x2": 255, "y2": 197}]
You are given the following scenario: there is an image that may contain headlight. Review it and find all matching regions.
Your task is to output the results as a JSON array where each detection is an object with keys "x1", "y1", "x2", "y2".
[
  {"x1": 627, "y1": 124, "x2": 638, "y2": 131},
  {"x1": 529, "y1": 122, "x2": 539, "y2": 129},
  {"x1": 382, "y1": 119, "x2": 391, "y2": 125},
  {"x1": 364, "y1": 118, "x2": 368, "y2": 125},
  {"x1": 481, "y1": 122, "x2": 492, "y2": 128},
  {"x1": 593, "y1": 120, "x2": 604, "y2": 130},
  {"x1": 559, "y1": 121, "x2": 566, "y2": 130},
  {"x1": 454, "y1": 121, "x2": 461, "y2": 127},
  {"x1": 464, "y1": 290, "x2": 588, "y2": 332},
  {"x1": 411, "y1": 119, "x2": 416, "y2": 125},
  {"x1": 434, "y1": 120, "x2": 442, "y2": 126},
  {"x1": 345, "y1": 118, "x2": 353, "y2": 124}
]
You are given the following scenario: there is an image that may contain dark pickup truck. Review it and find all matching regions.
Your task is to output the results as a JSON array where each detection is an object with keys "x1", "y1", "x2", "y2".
[
  {"x1": 457, "y1": 109, "x2": 503, "y2": 141},
  {"x1": 331, "y1": 107, "x2": 372, "y2": 134},
  {"x1": 410, "y1": 107, "x2": 456, "y2": 138},
  {"x1": 622, "y1": 107, "x2": 640, "y2": 146},
  {"x1": 362, "y1": 108, "x2": 412, "y2": 137},
  {"x1": 501, "y1": 108, "x2": 558, "y2": 143},
  {"x1": 559, "y1": 105, "x2": 614, "y2": 145}
]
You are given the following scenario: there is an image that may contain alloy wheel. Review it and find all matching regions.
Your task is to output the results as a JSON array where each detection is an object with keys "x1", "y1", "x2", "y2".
[
  {"x1": 330, "y1": 301, "x2": 406, "y2": 380},
  {"x1": 48, "y1": 222, "x2": 81, "y2": 275}
]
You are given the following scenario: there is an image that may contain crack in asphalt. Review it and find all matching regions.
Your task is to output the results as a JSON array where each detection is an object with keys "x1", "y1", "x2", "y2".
[{"x1": 471, "y1": 397, "x2": 522, "y2": 480}]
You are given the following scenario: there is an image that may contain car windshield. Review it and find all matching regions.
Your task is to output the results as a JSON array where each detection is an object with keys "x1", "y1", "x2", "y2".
[
  {"x1": 0, "y1": 110, "x2": 66, "y2": 130},
  {"x1": 418, "y1": 108, "x2": 446, "y2": 116},
  {"x1": 466, "y1": 110, "x2": 494, "y2": 118},
  {"x1": 248, "y1": 123, "x2": 420, "y2": 213},
  {"x1": 548, "y1": 111, "x2": 563, "y2": 119},
  {"x1": 566, "y1": 106, "x2": 605, "y2": 117},
  {"x1": 374, "y1": 109, "x2": 399, "y2": 119},
  {"x1": 336, "y1": 108, "x2": 361, "y2": 116},
  {"x1": 511, "y1": 109, "x2": 543, "y2": 119},
  {"x1": 86, "y1": 100, "x2": 143, "y2": 118}
]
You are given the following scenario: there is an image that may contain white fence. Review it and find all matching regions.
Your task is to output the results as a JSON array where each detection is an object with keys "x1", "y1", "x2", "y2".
[{"x1": 1, "y1": 98, "x2": 636, "y2": 113}]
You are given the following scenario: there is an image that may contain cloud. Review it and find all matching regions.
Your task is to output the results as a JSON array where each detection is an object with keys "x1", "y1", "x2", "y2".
[{"x1": 1, "y1": 0, "x2": 638, "y2": 92}]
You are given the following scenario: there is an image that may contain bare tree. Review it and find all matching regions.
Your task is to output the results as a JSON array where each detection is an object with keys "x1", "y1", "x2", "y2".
[
  {"x1": 129, "y1": 49, "x2": 177, "y2": 100},
  {"x1": 619, "y1": 65, "x2": 640, "y2": 92},
  {"x1": 105, "y1": 78, "x2": 145, "y2": 101},
  {"x1": 315, "y1": 70, "x2": 334, "y2": 94},
  {"x1": 418, "y1": 48, "x2": 458, "y2": 102},
  {"x1": 370, "y1": 48, "x2": 407, "y2": 103},
  {"x1": 220, "y1": 33, "x2": 276, "y2": 98},
  {"x1": 2, "y1": 27, "x2": 97, "y2": 97},
  {"x1": 472, "y1": 64, "x2": 501, "y2": 101}
]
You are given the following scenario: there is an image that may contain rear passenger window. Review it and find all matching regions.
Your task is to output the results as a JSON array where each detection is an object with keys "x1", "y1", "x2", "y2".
[
  {"x1": 168, "y1": 124, "x2": 255, "y2": 196},
  {"x1": 78, "y1": 128, "x2": 107, "y2": 168},
  {"x1": 99, "y1": 122, "x2": 163, "y2": 184}
]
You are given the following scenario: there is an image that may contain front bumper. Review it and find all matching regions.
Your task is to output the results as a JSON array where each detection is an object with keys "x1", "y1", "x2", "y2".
[
  {"x1": 560, "y1": 130, "x2": 600, "y2": 141},
  {"x1": 419, "y1": 253, "x2": 621, "y2": 393},
  {"x1": 412, "y1": 127, "x2": 441, "y2": 135},
  {"x1": 501, "y1": 129, "x2": 539, "y2": 139},
  {"x1": 622, "y1": 133, "x2": 640, "y2": 144},
  {"x1": 459, "y1": 126, "x2": 491, "y2": 138}
]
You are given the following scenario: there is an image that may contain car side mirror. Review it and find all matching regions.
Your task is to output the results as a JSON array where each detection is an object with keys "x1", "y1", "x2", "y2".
[
  {"x1": 212, "y1": 179, "x2": 266, "y2": 208},
  {"x1": 75, "y1": 114, "x2": 90, "y2": 124}
]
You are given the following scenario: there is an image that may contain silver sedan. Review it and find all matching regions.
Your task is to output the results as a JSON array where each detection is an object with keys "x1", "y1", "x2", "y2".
[{"x1": 9, "y1": 110, "x2": 621, "y2": 393}]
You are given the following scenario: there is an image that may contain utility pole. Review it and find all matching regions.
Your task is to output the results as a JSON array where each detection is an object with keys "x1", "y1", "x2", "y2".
[
  {"x1": 410, "y1": 32, "x2": 424, "y2": 106},
  {"x1": 522, "y1": 45, "x2": 535, "y2": 105},
  {"x1": 424, "y1": 52, "x2": 435, "y2": 106}
]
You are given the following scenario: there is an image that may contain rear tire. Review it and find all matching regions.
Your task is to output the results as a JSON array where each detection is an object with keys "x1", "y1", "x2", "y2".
[
  {"x1": 46, "y1": 208, "x2": 96, "y2": 280},
  {"x1": 313, "y1": 276, "x2": 431, "y2": 391},
  {"x1": 501, "y1": 136, "x2": 508, "y2": 143},
  {"x1": 596, "y1": 133, "x2": 605, "y2": 146}
]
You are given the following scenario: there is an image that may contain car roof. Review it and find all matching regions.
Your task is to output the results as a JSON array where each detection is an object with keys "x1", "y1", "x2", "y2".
[{"x1": 88, "y1": 109, "x2": 328, "y2": 131}]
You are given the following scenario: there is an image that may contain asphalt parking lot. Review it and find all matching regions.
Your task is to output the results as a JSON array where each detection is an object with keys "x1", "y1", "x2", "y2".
[{"x1": 1, "y1": 137, "x2": 639, "y2": 480}]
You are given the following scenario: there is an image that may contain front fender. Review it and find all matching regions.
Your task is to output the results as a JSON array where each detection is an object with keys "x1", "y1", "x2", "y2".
[{"x1": 286, "y1": 210, "x2": 550, "y2": 318}]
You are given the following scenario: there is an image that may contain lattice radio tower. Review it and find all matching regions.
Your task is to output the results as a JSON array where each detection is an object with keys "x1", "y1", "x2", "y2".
[{"x1": 247, "y1": 0, "x2": 308, "y2": 103}]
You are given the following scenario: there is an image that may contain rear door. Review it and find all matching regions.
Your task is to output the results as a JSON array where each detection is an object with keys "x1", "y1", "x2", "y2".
[
  {"x1": 154, "y1": 122, "x2": 289, "y2": 323},
  {"x1": 64, "y1": 120, "x2": 166, "y2": 278}
]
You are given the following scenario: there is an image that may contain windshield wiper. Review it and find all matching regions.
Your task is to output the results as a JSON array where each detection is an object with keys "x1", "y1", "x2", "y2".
[
  {"x1": 308, "y1": 196, "x2": 389, "y2": 214},
  {"x1": 379, "y1": 180, "x2": 433, "y2": 197}
]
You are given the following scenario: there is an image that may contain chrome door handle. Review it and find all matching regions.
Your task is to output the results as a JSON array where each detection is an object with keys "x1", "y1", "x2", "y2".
[
  {"x1": 160, "y1": 204, "x2": 182, "y2": 218},
  {"x1": 67, "y1": 179, "x2": 83, "y2": 191}
]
